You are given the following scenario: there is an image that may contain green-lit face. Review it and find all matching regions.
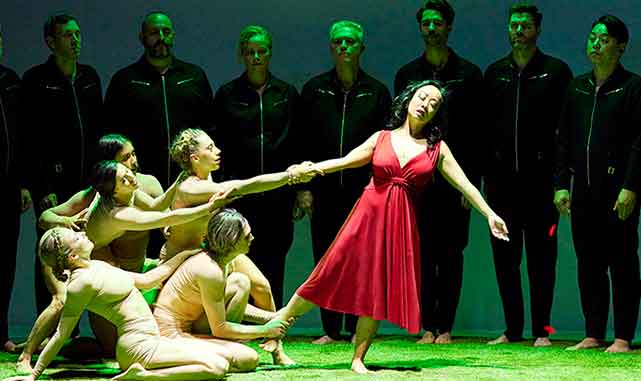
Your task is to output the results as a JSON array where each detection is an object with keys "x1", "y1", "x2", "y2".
[
  {"x1": 61, "y1": 230, "x2": 94, "y2": 260},
  {"x1": 48, "y1": 21, "x2": 81, "y2": 60},
  {"x1": 242, "y1": 36, "x2": 271, "y2": 72},
  {"x1": 115, "y1": 141, "x2": 139, "y2": 173},
  {"x1": 508, "y1": 13, "x2": 539, "y2": 50},
  {"x1": 114, "y1": 163, "x2": 139, "y2": 197},
  {"x1": 420, "y1": 9, "x2": 450, "y2": 47},
  {"x1": 141, "y1": 14, "x2": 174, "y2": 58},
  {"x1": 192, "y1": 133, "x2": 221, "y2": 172},
  {"x1": 232, "y1": 222, "x2": 254, "y2": 255},
  {"x1": 587, "y1": 23, "x2": 625, "y2": 67},
  {"x1": 330, "y1": 26, "x2": 363, "y2": 65}
]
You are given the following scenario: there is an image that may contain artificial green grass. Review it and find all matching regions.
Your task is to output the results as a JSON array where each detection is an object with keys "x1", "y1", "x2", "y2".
[{"x1": 2, "y1": 336, "x2": 640, "y2": 380}]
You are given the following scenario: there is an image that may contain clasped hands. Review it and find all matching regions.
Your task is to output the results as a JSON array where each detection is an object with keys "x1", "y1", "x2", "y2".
[{"x1": 287, "y1": 161, "x2": 324, "y2": 185}]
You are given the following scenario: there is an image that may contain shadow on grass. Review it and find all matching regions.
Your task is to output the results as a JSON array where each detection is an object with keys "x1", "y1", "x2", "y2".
[
  {"x1": 44, "y1": 367, "x2": 120, "y2": 379},
  {"x1": 258, "y1": 358, "x2": 515, "y2": 372}
]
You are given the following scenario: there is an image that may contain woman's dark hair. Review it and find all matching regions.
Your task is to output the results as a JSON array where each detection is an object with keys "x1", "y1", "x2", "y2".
[
  {"x1": 202, "y1": 208, "x2": 249, "y2": 261},
  {"x1": 386, "y1": 79, "x2": 448, "y2": 146},
  {"x1": 97, "y1": 134, "x2": 132, "y2": 162},
  {"x1": 89, "y1": 160, "x2": 119, "y2": 198}
]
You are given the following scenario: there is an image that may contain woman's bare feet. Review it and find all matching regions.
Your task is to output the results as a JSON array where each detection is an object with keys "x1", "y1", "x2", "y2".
[
  {"x1": 416, "y1": 331, "x2": 435, "y2": 344},
  {"x1": 311, "y1": 335, "x2": 339, "y2": 345},
  {"x1": 435, "y1": 332, "x2": 452, "y2": 344},
  {"x1": 16, "y1": 353, "x2": 33, "y2": 374},
  {"x1": 487, "y1": 334, "x2": 510, "y2": 345},
  {"x1": 351, "y1": 359, "x2": 371, "y2": 374},
  {"x1": 605, "y1": 339, "x2": 631, "y2": 353},
  {"x1": 271, "y1": 341, "x2": 296, "y2": 366},
  {"x1": 112, "y1": 363, "x2": 146, "y2": 380},
  {"x1": 112, "y1": 362, "x2": 147, "y2": 380},
  {"x1": 566, "y1": 337, "x2": 601, "y2": 351},
  {"x1": 533, "y1": 337, "x2": 552, "y2": 347}
]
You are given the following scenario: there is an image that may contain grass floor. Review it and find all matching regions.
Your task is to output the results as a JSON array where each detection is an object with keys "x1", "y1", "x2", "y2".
[{"x1": 2, "y1": 335, "x2": 641, "y2": 380}]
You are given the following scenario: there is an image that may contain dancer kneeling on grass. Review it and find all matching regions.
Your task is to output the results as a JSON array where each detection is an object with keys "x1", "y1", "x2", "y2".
[
  {"x1": 7, "y1": 227, "x2": 272, "y2": 381},
  {"x1": 270, "y1": 80, "x2": 510, "y2": 374},
  {"x1": 17, "y1": 160, "x2": 231, "y2": 371},
  {"x1": 153, "y1": 209, "x2": 295, "y2": 365}
]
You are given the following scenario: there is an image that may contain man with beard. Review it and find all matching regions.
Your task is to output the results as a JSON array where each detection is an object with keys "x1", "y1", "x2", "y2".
[
  {"x1": 21, "y1": 13, "x2": 103, "y2": 327},
  {"x1": 394, "y1": 0, "x2": 482, "y2": 345},
  {"x1": 104, "y1": 11, "x2": 215, "y2": 189},
  {"x1": 555, "y1": 15, "x2": 641, "y2": 353},
  {"x1": 0, "y1": 24, "x2": 32, "y2": 352},
  {"x1": 484, "y1": 3, "x2": 572, "y2": 347}
]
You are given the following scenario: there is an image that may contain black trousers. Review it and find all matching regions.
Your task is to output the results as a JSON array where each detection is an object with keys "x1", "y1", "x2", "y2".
[
  {"x1": 419, "y1": 173, "x2": 470, "y2": 334},
  {"x1": 0, "y1": 183, "x2": 20, "y2": 344},
  {"x1": 232, "y1": 188, "x2": 295, "y2": 309},
  {"x1": 486, "y1": 176, "x2": 558, "y2": 340},
  {"x1": 571, "y1": 187, "x2": 640, "y2": 342},
  {"x1": 310, "y1": 187, "x2": 358, "y2": 339}
]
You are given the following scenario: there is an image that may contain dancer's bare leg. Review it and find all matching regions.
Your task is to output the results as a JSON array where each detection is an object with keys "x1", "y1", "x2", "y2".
[
  {"x1": 113, "y1": 338, "x2": 231, "y2": 380},
  {"x1": 17, "y1": 265, "x2": 66, "y2": 373},
  {"x1": 225, "y1": 272, "x2": 252, "y2": 323},
  {"x1": 351, "y1": 316, "x2": 380, "y2": 374}
]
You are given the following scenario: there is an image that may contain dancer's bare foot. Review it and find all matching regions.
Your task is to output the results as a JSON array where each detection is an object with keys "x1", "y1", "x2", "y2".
[
  {"x1": 272, "y1": 341, "x2": 296, "y2": 366},
  {"x1": 605, "y1": 339, "x2": 631, "y2": 353},
  {"x1": 16, "y1": 353, "x2": 33, "y2": 374},
  {"x1": 112, "y1": 363, "x2": 146, "y2": 380},
  {"x1": 533, "y1": 337, "x2": 552, "y2": 347},
  {"x1": 416, "y1": 331, "x2": 435, "y2": 344},
  {"x1": 566, "y1": 337, "x2": 601, "y2": 351},
  {"x1": 260, "y1": 339, "x2": 278, "y2": 352},
  {"x1": 435, "y1": 332, "x2": 452, "y2": 344},
  {"x1": 311, "y1": 335, "x2": 339, "y2": 345},
  {"x1": 351, "y1": 359, "x2": 371, "y2": 374},
  {"x1": 487, "y1": 334, "x2": 510, "y2": 345}
]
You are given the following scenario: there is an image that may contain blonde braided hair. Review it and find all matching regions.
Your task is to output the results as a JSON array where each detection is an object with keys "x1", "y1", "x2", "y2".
[
  {"x1": 170, "y1": 128, "x2": 206, "y2": 173},
  {"x1": 39, "y1": 228, "x2": 71, "y2": 282}
]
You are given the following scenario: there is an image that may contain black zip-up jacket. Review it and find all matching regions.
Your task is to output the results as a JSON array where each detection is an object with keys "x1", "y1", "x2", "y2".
[
  {"x1": 394, "y1": 49, "x2": 483, "y2": 186},
  {"x1": 484, "y1": 49, "x2": 573, "y2": 182},
  {"x1": 0, "y1": 65, "x2": 22, "y2": 183},
  {"x1": 22, "y1": 56, "x2": 102, "y2": 200},
  {"x1": 214, "y1": 72, "x2": 299, "y2": 180},
  {"x1": 294, "y1": 68, "x2": 391, "y2": 199},
  {"x1": 555, "y1": 65, "x2": 641, "y2": 197},
  {"x1": 104, "y1": 56, "x2": 215, "y2": 187}
]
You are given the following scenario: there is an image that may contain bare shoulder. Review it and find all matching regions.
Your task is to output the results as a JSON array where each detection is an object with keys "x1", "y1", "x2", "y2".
[
  {"x1": 136, "y1": 173, "x2": 163, "y2": 197},
  {"x1": 191, "y1": 252, "x2": 224, "y2": 281}
]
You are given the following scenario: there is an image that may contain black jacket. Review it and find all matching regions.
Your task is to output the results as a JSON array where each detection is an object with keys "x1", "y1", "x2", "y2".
[
  {"x1": 214, "y1": 72, "x2": 299, "y2": 179},
  {"x1": 484, "y1": 49, "x2": 573, "y2": 182},
  {"x1": 104, "y1": 56, "x2": 215, "y2": 186},
  {"x1": 394, "y1": 49, "x2": 483, "y2": 186},
  {"x1": 294, "y1": 68, "x2": 391, "y2": 199},
  {"x1": 22, "y1": 56, "x2": 103, "y2": 199},
  {"x1": 555, "y1": 65, "x2": 641, "y2": 197},
  {"x1": 0, "y1": 65, "x2": 22, "y2": 183}
]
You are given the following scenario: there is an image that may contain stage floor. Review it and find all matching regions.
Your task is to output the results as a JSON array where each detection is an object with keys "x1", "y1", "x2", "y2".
[{"x1": 1, "y1": 335, "x2": 640, "y2": 380}]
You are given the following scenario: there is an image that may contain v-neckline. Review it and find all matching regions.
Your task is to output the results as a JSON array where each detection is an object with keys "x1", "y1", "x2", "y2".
[{"x1": 388, "y1": 131, "x2": 426, "y2": 170}]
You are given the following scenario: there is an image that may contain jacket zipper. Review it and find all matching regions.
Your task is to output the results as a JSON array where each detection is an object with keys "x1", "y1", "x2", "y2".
[
  {"x1": 161, "y1": 75, "x2": 171, "y2": 185},
  {"x1": 339, "y1": 90, "x2": 349, "y2": 187},
  {"x1": 514, "y1": 71, "x2": 522, "y2": 172},
  {"x1": 70, "y1": 80, "x2": 85, "y2": 185},
  {"x1": 259, "y1": 92, "x2": 264, "y2": 174},
  {"x1": 0, "y1": 93, "x2": 9, "y2": 176},
  {"x1": 587, "y1": 86, "x2": 599, "y2": 187}
]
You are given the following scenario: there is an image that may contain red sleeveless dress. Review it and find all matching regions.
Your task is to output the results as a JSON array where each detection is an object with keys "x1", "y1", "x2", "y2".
[{"x1": 297, "y1": 130, "x2": 440, "y2": 333}]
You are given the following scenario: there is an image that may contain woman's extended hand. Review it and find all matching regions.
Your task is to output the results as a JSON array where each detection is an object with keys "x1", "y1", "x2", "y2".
[{"x1": 488, "y1": 214, "x2": 509, "y2": 241}]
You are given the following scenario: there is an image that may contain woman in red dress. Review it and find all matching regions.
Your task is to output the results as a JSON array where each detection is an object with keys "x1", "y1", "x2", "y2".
[{"x1": 276, "y1": 80, "x2": 509, "y2": 373}]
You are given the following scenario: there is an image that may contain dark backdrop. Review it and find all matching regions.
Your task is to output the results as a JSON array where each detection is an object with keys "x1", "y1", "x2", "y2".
[{"x1": 2, "y1": 0, "x2": 641, "y2": 337}]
